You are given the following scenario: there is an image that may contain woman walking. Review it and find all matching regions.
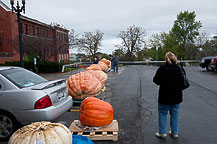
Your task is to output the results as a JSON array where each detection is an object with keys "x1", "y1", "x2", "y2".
[{"x1": 153, "y1": 52, "x2": 188, "y2": 139}]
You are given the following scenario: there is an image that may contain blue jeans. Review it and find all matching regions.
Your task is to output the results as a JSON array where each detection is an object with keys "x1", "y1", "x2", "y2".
[
  {"x1": 113, "y1": 63, "x2": 118, "y2": 72},
  {"x1": 111, "y1": 61, "x2": 114, "y2": 71},
  {"x1": 158, "y1": 104, "x2": 180, "y2": 135}
]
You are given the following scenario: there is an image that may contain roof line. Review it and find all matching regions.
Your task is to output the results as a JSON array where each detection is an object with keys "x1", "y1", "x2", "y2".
[
  {"x1": 0, "y1": 0, "x2": 68, "y2": 31},
  {"x1": 0, "y1": 0, "x2": 11, "y2": 11}
]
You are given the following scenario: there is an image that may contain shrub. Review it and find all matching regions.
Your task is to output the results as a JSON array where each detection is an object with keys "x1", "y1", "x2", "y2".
[{"x1": 1, "y1": 61, "x2": 64, "y2": 73}]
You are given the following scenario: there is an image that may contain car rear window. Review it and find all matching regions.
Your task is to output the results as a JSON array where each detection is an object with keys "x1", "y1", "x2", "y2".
[{"x1": 0, "y1": 68, "x2": 47, "y2": 88}]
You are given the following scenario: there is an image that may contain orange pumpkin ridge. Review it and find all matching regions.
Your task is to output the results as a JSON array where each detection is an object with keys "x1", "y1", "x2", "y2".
[
  {"x1": 69, "y1": 75, "x2": 81, "y2": 95},
  {"x1": 66, "y1": 80, "x2": 77, "y2": 97},
  {"x1": 86, "y1": 64, "x2": 102, "y2": 71},
  {"x1": 66, "y1": 72, "x2": 102, "y2": 100},
  {"x1": 68, "y1": 75, "x2": 79, "y2": 95},
  {"x1": 85, "y1": 71, "x2": 105, "y2": 88}
]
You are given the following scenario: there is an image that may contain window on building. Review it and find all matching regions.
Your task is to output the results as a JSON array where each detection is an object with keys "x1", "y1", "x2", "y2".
[
  {"x1": 32, "y1": 26, "x2": 35, "y2": 35},
  {"x1": 45, "y1": 30, "x2": 48, "y2": 37},
  {"x1": 57, "y1": 32, "x2": 60, "y2": 39},
  {"x1": 42, "y1": 29, "x2": 45, "y2": 37},
  {"x1": 61, "y1": 33, "x2": 63, "y2": 40},
  {"x1": 37, "y1": 27, "x2": 40, "y2": 36},
  {"x1": 25, "y1": 24, "x2": 28, "y2": 34},
  {"x1": 65, "y1": 34, "x2": 68, "y2": 42},
  {"x1": 58, "y1": 33, "x2": 61, "y2": 40}
]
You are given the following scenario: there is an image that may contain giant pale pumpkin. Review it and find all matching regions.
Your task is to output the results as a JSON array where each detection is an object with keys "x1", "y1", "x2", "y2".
[
  {"x1": 85, "y1": 70, "x2": 105, "y2": 88},
  {"x1": 66, "y1": 71, "x2": 102, "y2": 100},
  {"x1": 100, "y1": 58, "x2": 111, "y2": 68},
  {"x1": 79, "y1": 97, "x2": 113, "y2": 127},
  {"x1": 8, "y1": 121, "x2": 72, "y2": 144},
  {"x1": 86, "y1": 64, "x2": 102, "y2": 71}
]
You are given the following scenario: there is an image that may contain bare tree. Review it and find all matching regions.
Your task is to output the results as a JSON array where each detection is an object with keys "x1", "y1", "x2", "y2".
[
  {"x1": 116, "y1": 25, "x2": 146, "y2": 60},
  {"x1": 195, "y1": 31, "x2": 217, "y2": 58},
  {"x1": 195, "y1": 31, "x2": 209, "y2": 48},
  {"x1": 22, "y1": 35, "x2": 55, "y2": 61},
  {"x1": 77, "y1": 30, "x2": 104, "y2": 59},
  {"x1": 68, "y1": 29, "x2": 79, "y2": 49}
]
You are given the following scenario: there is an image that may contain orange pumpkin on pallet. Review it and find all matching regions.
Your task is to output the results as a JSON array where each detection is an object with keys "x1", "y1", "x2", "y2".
[
  {"x1": 100, "y1": 58, "x2": 111, "y2": 68},
  {"x1": 79, "y1": 97, "x2": 113, "y2": 127},
  {"x1": 85, "y1": 70, "x2": 105, "y2": 88},
  {"x1": 66, "y1": 71, "x2": 102, "y2": 100},
  {"x1": 86, "y1": 64, "x2": 102, "y2": 71}
]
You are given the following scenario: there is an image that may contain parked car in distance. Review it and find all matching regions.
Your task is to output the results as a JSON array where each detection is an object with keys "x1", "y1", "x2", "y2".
[
  {"x1": 200, "y1": 56, "x2": 214, "y2": 71},
  {"x1": 210, "y1": 56, "x2": 217, "y2": 71},
  {"x1": 0, "y1": 66, "x2": 73, "y2": 141}
]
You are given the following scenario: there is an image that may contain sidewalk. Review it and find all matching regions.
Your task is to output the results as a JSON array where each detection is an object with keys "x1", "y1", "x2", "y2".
[{"x1": 39, "y1": 69, "x2": 84, "y2": 80}]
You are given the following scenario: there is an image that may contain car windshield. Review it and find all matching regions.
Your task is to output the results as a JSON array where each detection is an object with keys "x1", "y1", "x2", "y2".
[{"x1": 1, "y1": 68, "x2": 47, "y2": 88}]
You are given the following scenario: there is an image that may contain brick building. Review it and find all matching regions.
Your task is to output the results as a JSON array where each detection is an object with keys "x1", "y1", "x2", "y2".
[{"x1": 0, "y1": 1, "x2": 69, "y2": 64}]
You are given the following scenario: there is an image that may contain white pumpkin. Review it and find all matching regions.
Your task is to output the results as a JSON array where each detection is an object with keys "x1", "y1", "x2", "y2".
[{"x1": 8, "y1": 121, "x2": 72, "y2": 144}]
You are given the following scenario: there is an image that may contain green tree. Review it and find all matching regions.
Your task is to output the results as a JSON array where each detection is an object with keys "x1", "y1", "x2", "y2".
[
  {"x1": 112, "y1": 48, "x2": 125, "y2": 61},
  {"x1": 100, "y1": 53, "x2": 110, "y2": 60},
  {"x1": 170, "y1": 11, "x2": 202, "y2": 59},
  {"x1": 161, "y1": 32, "x2": 180, "y2": 58},
  {"x1": 148, "y1": 32, "x2": 178, "y2": 60},
  {"x1": 135, "y1": 48, "x2": 149, "y2": 61}
]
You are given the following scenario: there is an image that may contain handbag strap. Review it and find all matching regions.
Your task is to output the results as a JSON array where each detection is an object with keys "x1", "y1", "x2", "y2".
[{"x1": 178, "y1": 65, "x2": 186, "y2": 75}]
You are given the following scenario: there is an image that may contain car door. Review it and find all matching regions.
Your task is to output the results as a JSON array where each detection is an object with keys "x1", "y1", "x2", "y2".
[{"x1": 0, "y1": 78, "x2": 5, "y2": 97}]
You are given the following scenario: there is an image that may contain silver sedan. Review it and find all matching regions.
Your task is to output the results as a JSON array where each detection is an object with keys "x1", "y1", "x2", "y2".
[{"x1": 0, "y1": 66, "x2": 73, "y2": 141}]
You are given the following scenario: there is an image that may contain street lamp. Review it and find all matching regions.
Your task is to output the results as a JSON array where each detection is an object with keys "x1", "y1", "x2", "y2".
[
  {"x1": 10, "y1": 0, "x2": 26, "y2": 67},
  {"x1": 156, "y1": 46, "x2": 159, "y2": 60},
  {"x1": 156, "y1": 46, "x2": 159, "y2": 66}
]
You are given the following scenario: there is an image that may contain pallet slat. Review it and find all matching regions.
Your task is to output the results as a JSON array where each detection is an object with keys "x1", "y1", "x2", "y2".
[{"x1": 69, "y1": 120, "x2": 118, "y2": 141}]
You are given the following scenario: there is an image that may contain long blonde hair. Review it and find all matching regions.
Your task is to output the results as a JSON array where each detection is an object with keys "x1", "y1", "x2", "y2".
[{"x1": 165, "y1": 52, "x2": 177, "y2": 64}]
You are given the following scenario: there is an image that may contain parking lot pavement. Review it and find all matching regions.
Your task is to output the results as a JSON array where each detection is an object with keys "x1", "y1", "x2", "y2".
[
  {"x1": 5, "y1": 66, "x2": 216, "y2": 144},
  {"x1": 111, "y1": 66, "x2": 217, "y2": 144}
]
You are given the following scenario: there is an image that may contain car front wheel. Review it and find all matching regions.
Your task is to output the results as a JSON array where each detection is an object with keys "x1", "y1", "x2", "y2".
[
  {"x1": 206, "y1": 65, "x2": 212, "y2": 71},
  {"x1": 0, "y1": 112, "x2": 21, "y2": 141}
]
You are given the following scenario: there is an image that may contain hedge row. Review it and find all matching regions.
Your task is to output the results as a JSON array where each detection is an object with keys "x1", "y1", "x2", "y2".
[{"x1": 0, "y1": 61, "x2": 64, "y2": 73}]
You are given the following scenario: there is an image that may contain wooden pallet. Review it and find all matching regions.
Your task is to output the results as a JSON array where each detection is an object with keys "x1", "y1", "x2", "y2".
[{"x1": 69, "y1": 120, "x2": 118, "y2": 141}]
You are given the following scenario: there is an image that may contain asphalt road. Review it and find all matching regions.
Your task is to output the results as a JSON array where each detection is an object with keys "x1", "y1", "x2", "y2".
[
  {"x1": 43, "y1": 66, "x2": 217, "y2": 144},
  {"x1": 2, "y1": 66, "x2": 217, "y2": 144},
  {"x1": 110, "y1": 66, "x2": 217, "y2": 144}
]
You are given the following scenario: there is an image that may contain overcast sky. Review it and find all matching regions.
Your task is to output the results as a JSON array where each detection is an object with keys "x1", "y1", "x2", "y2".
[{"x1": 2, "y1": 0, "x2": 217, "y2": 54}]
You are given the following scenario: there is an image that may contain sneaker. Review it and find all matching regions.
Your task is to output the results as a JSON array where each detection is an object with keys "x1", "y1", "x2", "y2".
[
  {"x1": 155, "y1": 133, "x2": 167, "y2": 138},
  {"x1": 168, "y1": 131, "x2": 179, "y2": 139}
]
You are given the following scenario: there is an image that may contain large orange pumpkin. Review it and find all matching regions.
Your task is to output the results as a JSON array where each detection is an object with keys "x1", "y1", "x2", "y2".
[
  {"x1": 97, "y1": 71, "x2": 108, "y2": 81},
  {"x1": 98, "y1": 61, "x2": 108, "y2": 71},
  {"x1": 66, "y1": 71, "x2": 102, "y2": 100},
  {"x1": 86, "y1": 64, "x2": 102, "y2": 71},
  {"x1": 79, "y1": 97, "x2": 113, "y2": 127},
  {"x1": 85, "y1": 70, "x2": 105, "y2": 88},
  {"x1": 100, "y1": 58, "x2": 111, "y2": 68}
]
